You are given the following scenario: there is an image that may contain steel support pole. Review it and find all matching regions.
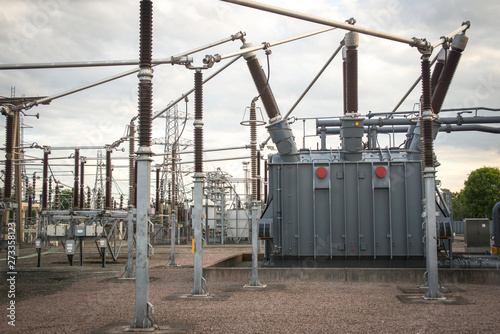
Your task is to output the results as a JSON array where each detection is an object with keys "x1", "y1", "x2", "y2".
[
  {"x1": 246, "y1": 203, "x2": 264, "y2": 287},
  {"x1": 191, "y1": 67, "x2": 206, "y2": 296},
  {"x1": 132, "y1": 147, "x2": 153, "y2": 326},
  {"x1": 168, "y1": 211, "x2": 178, "y2": 266},
  {"x1": 131, "y1": 0, "x2": 154, "y2": 328},
  {"x1": 79, "y1": 159, "x2": 85, "y2": 209},
  {"x1": 191, "y1": 174, "x2": 206, "y2": 295},
  {"x1": 221, "y1": 192, "x2": 225, "y2": 245},
  {"x1": 14, "y1": 111, "x2": 23, "y2": 246},
  {"x1": 125, "y1": 208, "x2": 135, "y2": 279},
  {"x1": 424, "y1": 167, "x2": 441, "y2": 299}
]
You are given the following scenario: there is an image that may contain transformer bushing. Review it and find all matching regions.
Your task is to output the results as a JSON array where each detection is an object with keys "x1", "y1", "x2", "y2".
[
  {"x1": 430, "y1": 48, "x2": 448, "y2": 93},
  {"x1": 344, "y1": 31, "x2": 358, "y2": 115},
  {"x1": 431, "y1": 33, "x2": 468, "y2": 115},
  {"x1": 241, "y1": 43, "x2": 299, "y2": 162}
]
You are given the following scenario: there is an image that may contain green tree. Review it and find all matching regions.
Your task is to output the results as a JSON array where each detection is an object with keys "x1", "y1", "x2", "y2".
[
  {"x1": 451, "y1": 191, "x2": 467, "y2": 221},
  {"x1": 459, "y1": 167, "x2": 500, "y2": 219}
]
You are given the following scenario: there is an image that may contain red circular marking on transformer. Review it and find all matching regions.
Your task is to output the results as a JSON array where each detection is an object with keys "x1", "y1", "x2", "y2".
[
  {"x1": 316, "y1": 167, "x2": 327, "y2": 179},
  {"x1": 351, "y1": 249, "x2": 355, "y2": 253},
  {"x1": 375, "y1": 166, "x2": 387, "y2": 178}
]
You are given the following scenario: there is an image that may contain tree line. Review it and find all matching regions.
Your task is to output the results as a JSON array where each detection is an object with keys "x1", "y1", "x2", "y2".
[{"x1": 452, "y1": 167, "x2": 500, "y2": 221}]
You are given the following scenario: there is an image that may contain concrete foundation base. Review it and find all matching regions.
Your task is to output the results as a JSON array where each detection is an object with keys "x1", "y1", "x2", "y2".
[
  {"x1": 91, "y1": 322, "x2": 191, "y2": 334},
  {"x1": 204, "y1": 254, "x2": 500, "y2": 284}
]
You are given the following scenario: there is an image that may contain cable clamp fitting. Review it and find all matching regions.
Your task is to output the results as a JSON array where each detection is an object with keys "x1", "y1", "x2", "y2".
[{"x1": 262, "y1": 42, "x2": 272, "y2": 55}]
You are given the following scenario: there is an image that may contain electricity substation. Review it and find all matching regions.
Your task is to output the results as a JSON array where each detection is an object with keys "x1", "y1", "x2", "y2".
[{"x1": 1, "y1": 0, "x2": 500, "y2": 332}]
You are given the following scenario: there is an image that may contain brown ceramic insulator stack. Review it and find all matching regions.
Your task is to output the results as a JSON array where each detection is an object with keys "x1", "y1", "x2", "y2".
[
  {"x1": 73, "y1": 149, "x2": 80, "y2": 209},
  {"x1": 256, "y1": 151, "x2": 261, "y2": 201},
  {"x1": 4, "y1": 114, "x2": 14, "y2": 200},
  {"x1": 138, "y1": 0, "x2": 153, "y2": 147},
  {"x1": 421, "y1": 57, "x2": 434, "y2": 168},
  {"x1": 25, "y1": 178, "x2": 29, "y2": 201},
  {"x1": 171, "y1": 146, "x2": 177, "y2": 207},
  {"x1": 42, "y1": 151, "x2": 49, "y2": 209},
  {"x1": 32, "y1": 173, "x2": 36, "y2": 202},
  {"x1": 250, "y1": 103, "x2": 257, "y2": 202},
  {"x1": 345, "y1": 48, "x2": 358, "y2": 114},
  {"x1": 431, "y1": 34, "x2": 468, "y2": 114},
  {"x1": 97, "y1": 189, "x2": 102, "y2": 210},
  {"x1": 80, "y1": 160, "x2": 85, "y2": 209},
  {"x1": 245, "y1": 56, "x2": 280, "y2": 120},
  {"x1": 105, "y1": 150, "x2": 112, "y2": 210},
  {"x1": 430, "y1": 50, "x2": 446, "y2": 93},
  {"x1": 86, "y1": 187, "x2": 91, "y2": 209},
  {"x1": 194, "y1": 71, "x2": 203, "y2": 173},
  {"x1": 54, "y1": 185, "x2": 60, "y2": 210},
  {"x1": 48, "y1": 178, "x2": 52, "y2": 207},
  {"x1": 155, "y1": 167, "x2": 160, "y2": 212},
  {"x1": 128, "y1": 122, "x2": 136, "y2": 207}
]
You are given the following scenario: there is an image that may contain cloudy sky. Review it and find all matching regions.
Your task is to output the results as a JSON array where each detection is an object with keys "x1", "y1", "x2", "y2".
[{"x1": 1, "y1": 0, "x2": 499, "y2": 203}]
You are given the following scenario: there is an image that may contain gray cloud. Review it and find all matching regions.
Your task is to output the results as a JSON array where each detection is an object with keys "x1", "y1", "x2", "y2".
[{"x1": 1, "y1": 0, "x2": 498, "y2": 195}]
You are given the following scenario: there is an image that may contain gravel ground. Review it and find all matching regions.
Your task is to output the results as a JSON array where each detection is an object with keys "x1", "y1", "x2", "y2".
[{"x1": 1, "y1": 242, "x2": 499, "y2": 333}]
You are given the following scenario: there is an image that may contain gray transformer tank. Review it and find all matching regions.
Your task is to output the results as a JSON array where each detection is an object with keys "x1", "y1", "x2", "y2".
[{"x1": 261, "y1": 148, "x2": 425, "y2": 260}]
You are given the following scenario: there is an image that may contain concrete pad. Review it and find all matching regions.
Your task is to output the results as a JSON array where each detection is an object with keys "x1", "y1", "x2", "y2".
[
  {"x1": 396, "y1": 295, "x2": 471, "y2": 305},
  {"x1": 99, "y1": 277, "x2": 158, "y2": 283},
  {"x1": 224, "y1": 283, "x2": 285, "y2": 292},
  {"x1": 243, "y1": 283, "x2": 268, "y2": 288},
  {"x1": 91, "y1": 322, "x2": 192, "y2": 334},
  {"x1": 151, "y1": 265, "x2": 193, "y2": 270},
  {"x1": 398, "y1": 285, "x2": 465, "y2": 294},
  {"x1": 163, "y1": 293, "x2": 230, "y2": 301}
]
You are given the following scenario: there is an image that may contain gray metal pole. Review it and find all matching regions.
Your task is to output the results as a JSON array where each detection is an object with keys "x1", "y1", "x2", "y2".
[
  {"x1": 220, "y1": 0, "x2": 427, "y2": 48},
  {"x1": 131, "y1": 0, "x2": 154, "y2": 329},
  {"x1": 133, "y1": 147, "x2": 153, "y2": 326},
  {"x1": 191, "y1": 175, "x2": 206, "y2": 295},
  {"x1": 221, "y1": 192, "x2": 225, "y2": 245},
  {"x1": 125, "y1": 208, "x2": 135, "y2": 279},
  {"x1": 191, "y1": 68, "x2": 206, "y2": 296},
  {"x1": 0, "y1": 57, "x2": 187, "y2": 70},
  {"x1": 168, "y1": 211, "x2": 178, "y2": 266},
  {"x1": 246, "y1": 203, "x2": 264, "y2": 287},
  {"x1": 423, "y1": 167, "x2": 442, "y2": 299}
]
